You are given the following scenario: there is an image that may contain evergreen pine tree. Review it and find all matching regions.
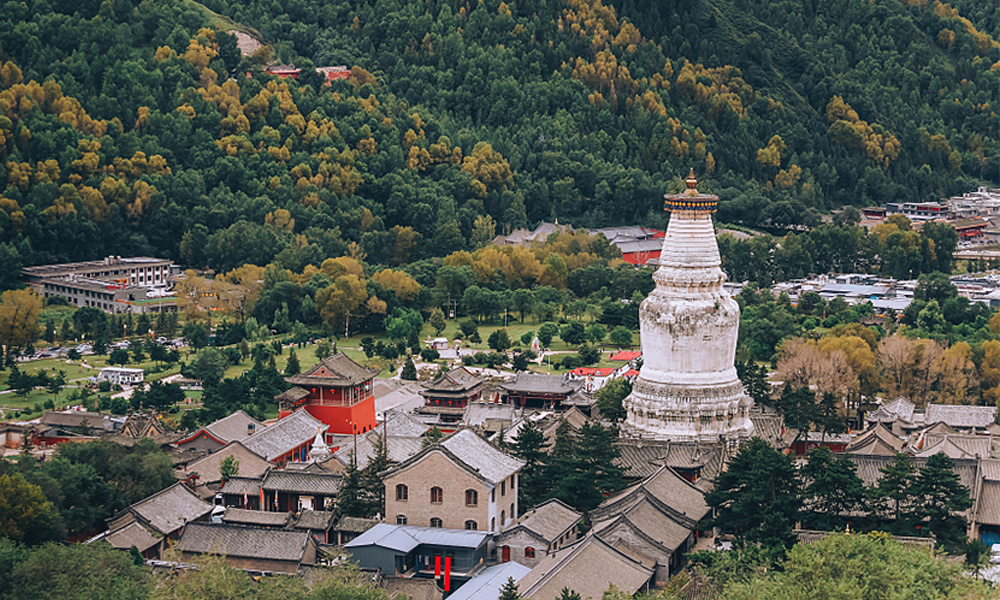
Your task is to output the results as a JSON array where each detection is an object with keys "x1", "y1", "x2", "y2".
[
  {"x1": 875, "y1": 452, "x2": 918, "y2": 531},
  {"x1": 705, "y1": 437, "x2": 801, "y2": 550},
  {"x1": 800, "y1": 447, "x2": 867, "y2": 531},
  {"x1": 337, "y1": 461, "x2": 367, "y2": 518},
  {"x1": 401, "y1": 356, "x2": 417, "y2": 380},
  {"x1": 512, "y1": 419, "x2": 549, "y2": 509},
  {"x1": 498, "y1": 577, "x2": 521, "y2": 600},
  {"x1": 912, "y1": 452, "x2": 973, "y2": 551},
  {"x1": 43, "y1": 318, "x2": 55, "y2": 343},
  {"x1": 361, "y1": 434, "x2": 390, "y2": 517},
  {"x1": 423, "y1": 426, "x2": 444, "y2": 447},
  {"x1": 285, "y1": 348, "x2": 301, "y2": 375}
]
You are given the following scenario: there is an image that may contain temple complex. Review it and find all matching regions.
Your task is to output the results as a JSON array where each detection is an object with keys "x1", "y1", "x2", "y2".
[{"x1": 622, "y1": 170, "x2": 754, "y2": 445}]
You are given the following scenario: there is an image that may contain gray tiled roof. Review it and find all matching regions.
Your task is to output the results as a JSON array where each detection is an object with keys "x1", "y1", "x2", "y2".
[
  {"x1": 500, "y1": 374, "x2": 580, "y2": 395},
  {"x1": 926, "y1": 404, "x2": 997, "y2": 429},
  {"x1": 262, "y1": 470, "x2": 342, "y2": 495},
  {"x1": 285, "y1": 353, "x2": 379, "y2": 387},
  {"x1": 375, "y1": 412, "x2": 431, "y2": 438},
  {"x1": 868, "y1": 398, "x2": 915, "y2": 423},
  {"x1": 129, "y1": 482, "x2": 214, "y2": 535},
  {"x1": 243, "y1": 410, "x2": 324, "y2": 461},
  {"x1": 440, "y1": 429, "x2": 524, "y2": 485},
  {"x1": 849, "y1": 454, "x2": 979, "y2": 491},
  {"x1": 335, "y1": 516, "x2": 379, "y2": 534},
  {"x1": 294, "y1": 509, "x2": 337, "y2": 531},
  {"x1": 976, "y1": 480, "x2": 1000, "y2": 526},
  {"x1": 41, "y1": 410, "x2": 110, "y2": 430},
  {"x1": 179, "y1": 522, "x2": 312, "y2": 562},
  {"x1": 464, "y1": 403, "x2": 516, "y2": 427},
  {"x1": 421, "y1": 367, "x2": 482, "y2": 392},
  {"x1": 517, "y1": 534, "x2": 652, "y2": 600},
  {"x1": 503, "y1": 498, "x2": 581, "y2": 543},
  {"x1": 102, "y1": 521, "x2": 160, "y2": 552},
  {"x1": 915, "y1": 435, "x2": 990, "y2": 459},
  {"x1": 205, "y1": 410, "x2": 265, "y2": 442},
  {"x1": 179, "y1": 441, "x2": 272, "y2": 484},
  {"x1": 594, "y1": 466, "x2": 709, "y2": 527},
  {"x1": 844, "y1": 424, "x2": 906, "y2": 454},
  {"x1": 221, "y1": 476, "x2": 263, "y2": 496},
  {"x1": 222, "y1": 508, "x2": 291, "y2": 527},
  {"x1": 334, "y1": 434, "x2": 424, "y2": 470},
  {"x1": 375, "y1": 386, "x2": 426, "y2": 417}
]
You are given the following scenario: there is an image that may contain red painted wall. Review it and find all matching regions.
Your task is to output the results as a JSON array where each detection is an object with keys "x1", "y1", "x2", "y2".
[{"x1": 303, "y1": 395, "x2": 377, "y2": 435}]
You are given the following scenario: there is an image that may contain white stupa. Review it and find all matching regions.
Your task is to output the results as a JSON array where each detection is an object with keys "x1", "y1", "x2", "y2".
[
  {"x1": 622, "y1": 170, "x2": 754, "y2": 444},
  {"x1": 307, "y1": 427, "x2": 331, "y2": 462}
]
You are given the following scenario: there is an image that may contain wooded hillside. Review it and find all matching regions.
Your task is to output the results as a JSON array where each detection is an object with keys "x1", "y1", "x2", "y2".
[{"x1": 0, "y1": 0, "x2": 997, "y2": 278}]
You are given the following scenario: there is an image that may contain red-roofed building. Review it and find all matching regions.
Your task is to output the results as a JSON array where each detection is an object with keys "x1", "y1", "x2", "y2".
[
  {"x1": 610, "y1": 350, "x2": 641, "y2": 362},
  {"x1": 568, "y1": 367, "x2": 617, "y2": 392},
  {"x1": 623, "y1": 368, "x2": 640, "y2": 380},
  {"x1": 276, "y1": 354, "x2": 380, "y2": 435}
]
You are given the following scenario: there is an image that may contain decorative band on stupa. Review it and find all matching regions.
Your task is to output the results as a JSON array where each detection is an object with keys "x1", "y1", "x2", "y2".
[{"x1": 663, "y1": 169, "x2": 718, "y2": 213}]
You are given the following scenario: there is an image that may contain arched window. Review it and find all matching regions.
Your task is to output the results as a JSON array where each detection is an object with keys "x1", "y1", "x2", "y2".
[
  {"x1": 465, "y1": 520, "x2": 478, "y2": 530},
  {"x1": 465, "y1": 489, "x2": 478, "y2": 507},
  {"x1": 431, "y1": 486, "x2": 443, "y2": 504},
  {"x1": 510, "y1": 503, "x2": 515, "y2": 519},
  {"x1": 501, "y1": 510, "x2": 506, "y2": 525},
  {"x1": 525, "y1": 547, "x2": 535, "y2": 559},
  {"x1": 395, "y1": 484, "x2": 408, "y2": 501},
  {"x1": 430, "y1": 517, "x2": 443, "y2": 528},
  {"x1": 491, "y1": 517, "x2": 496, "y2": 531},
  {"x1": 396, "y1": 515, "x2": 407, "y2": 525}
]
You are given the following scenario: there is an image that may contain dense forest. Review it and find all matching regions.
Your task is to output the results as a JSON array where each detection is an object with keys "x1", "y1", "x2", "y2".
[{"x1": 0, "y1": 0, "x2": 998, "y2": 277}]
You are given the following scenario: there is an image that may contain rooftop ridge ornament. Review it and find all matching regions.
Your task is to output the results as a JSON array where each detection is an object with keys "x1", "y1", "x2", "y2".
[{"x1": 664, "y1": 168, "x2": 718, "y2": 213}]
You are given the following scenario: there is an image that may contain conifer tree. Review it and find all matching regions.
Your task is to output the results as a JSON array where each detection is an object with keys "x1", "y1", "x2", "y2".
[
  {"x1": 512, "y1": 419, "x2": 549, "y2": 509},
  {"x1": 401, "y1": 356, "x2": 417, "y2": 380},
  {"x1": 498, "y1": 577, "x2": 521, "y2": 600},
  {"x1": 705, "y1": 437, "x2": 801, "y2": 550},
  {"x1": 285, "y1": 348, "x2": 301, "y2": 375},
  {"x1": 912, "y1": 452, "x2": 972, "y2": 551}
]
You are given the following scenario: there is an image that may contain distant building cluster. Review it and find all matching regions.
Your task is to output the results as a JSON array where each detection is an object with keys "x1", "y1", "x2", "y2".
[
  {"x1": 21, "y1": 255, "x2": 179, "y2": 314},
  {"x1": 771, "y1": 271, "x2": 1000, "y2": 314},
  {"x1": 862, "y1": 186, "x2": 1000, "y2": 242}
]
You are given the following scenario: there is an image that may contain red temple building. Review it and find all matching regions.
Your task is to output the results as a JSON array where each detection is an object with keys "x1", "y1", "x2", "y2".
[{"x1": 276, "y1": 354, "x2": 380, "y2": 436}]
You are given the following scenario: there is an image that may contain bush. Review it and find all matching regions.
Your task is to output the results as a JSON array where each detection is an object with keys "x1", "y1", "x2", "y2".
[
  {"x1": 98, "y1": 381, "x2": 111, "y2": 393},
  {"x1": 420, "y1": 349, "x2": 440, "y2": 362},
  {"x1": 560, "y1": 355, "x2": 581, "y2": 370}
]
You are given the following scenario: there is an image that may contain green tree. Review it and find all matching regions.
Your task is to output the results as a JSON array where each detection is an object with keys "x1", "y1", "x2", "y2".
[
  {"x1": 722, "y1": 532, "x2": 993, "y2": 600},
  {"x1": 315, "y1": 340, "x2": 333, "y2": 361},
  {"x1": 498, "y1": 577, "x2": 522, "y2": 600},
  {"x1": 429, "y1": 308, "x2": 447, "y2": 335},
  {"x1": 559, "y1": 322, "x2": 586, "y2": 346},
  {"x1": 184, "y1": 348, "x2": 228, "y2": 384},
  {"x1": 512, "y1": 419, "x2": 549, "y2": 509},
  {"x1": 0, "y1": 473, "x2": 64, "y2": 544},
  {"x1": 182, "y1": 321, "x2": 210, "y2": 350},
  {"x1": 596, "y1": 378, "x2": 631, "y2": 424},
  {"x1": 705, "y1": 437, "x2": 800, "y2": 549},
  {"x1": 874, "y1": 452, "x2": 918, "y2": 530},
  {"x1": 0, "y1": 540, "x2": 151, "y2": 600},
  {"x1": 401, "y1": 356, "x2": 417, "y2": 380},
  {"x1": 800, "y1": 447, "x2": 867, "y2": 531},
  {"x1": 551, "y1": 423, "x2": 625, "y2": 512},
  {"x1": 285, "y1": 348, "x2": 301, "y2": 375},
  {"x1": 537, "y1": 323, "x2": 559, "y2": 347},
  {"x1": 219, "y1": 455, "x2": 239, "y2": 483},
  {"x1": 585, "y1": 324, "x2": 606, "y2": 344},
  {"x1": 487, "y1": 329, "x2": 512, "y2": 353},
  {"x1": 424, "y1": 426, "x2": 444, "y2": 446},
  {"x1": 912, "y1": 453, "x2": 972, "y2": 551},
  {"x1": 108, "y1": 348, "x2": 130, "y2": 366}
]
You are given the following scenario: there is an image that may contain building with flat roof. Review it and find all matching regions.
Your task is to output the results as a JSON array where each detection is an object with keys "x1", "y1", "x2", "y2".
[
  {"x1": 98, "y1": 367, "x2": 144, "y2": 386},
  {"x1": 23, "y1": 256, "x2": 177, "y2": 314}
]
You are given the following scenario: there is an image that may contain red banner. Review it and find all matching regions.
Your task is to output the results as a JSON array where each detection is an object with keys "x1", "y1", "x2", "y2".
[
  {"x1": 434, "y1": 555, "x2": 441, "y2": 578},
  {"x1": 444, "y1": 557, "x2": 451, "y2": 592}
]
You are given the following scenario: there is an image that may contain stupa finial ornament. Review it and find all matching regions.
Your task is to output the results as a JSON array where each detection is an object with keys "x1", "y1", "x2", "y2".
[
  {"x1": 685, "y1": 168, "x2": 698, "y2": 193},
  {"x1": 621, "y1": 168, "x2": 754, "y2": 444}
]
